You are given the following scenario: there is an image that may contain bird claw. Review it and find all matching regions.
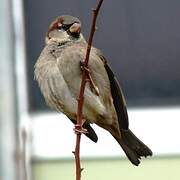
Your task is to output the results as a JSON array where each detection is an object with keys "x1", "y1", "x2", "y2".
[{"x1": 74, "y1": 124, "x2": 88, "y2": 134}]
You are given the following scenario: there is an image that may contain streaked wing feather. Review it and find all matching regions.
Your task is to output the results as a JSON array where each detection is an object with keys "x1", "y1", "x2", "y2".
[{"x1": 100, "y1": 56, "x2": 129, "y2": 130}]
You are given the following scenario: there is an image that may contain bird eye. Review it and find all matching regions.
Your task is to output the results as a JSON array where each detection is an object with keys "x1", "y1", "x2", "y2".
[
  {"x1": 57, "y1": 23, "x2": 63, "y2": 30},
  {"x1": 58, "y1": 24, "x2": 70, "y2": 31}
]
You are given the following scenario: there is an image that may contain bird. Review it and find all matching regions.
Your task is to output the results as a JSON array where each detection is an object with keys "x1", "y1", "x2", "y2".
[{"x1": 34, "y1": 15, "x2": 152, "y2": 166}]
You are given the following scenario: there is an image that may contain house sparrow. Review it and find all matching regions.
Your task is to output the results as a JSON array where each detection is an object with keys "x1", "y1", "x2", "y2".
[{"x1": 34, "y1": 15, "x2": 152, "y2": 166}]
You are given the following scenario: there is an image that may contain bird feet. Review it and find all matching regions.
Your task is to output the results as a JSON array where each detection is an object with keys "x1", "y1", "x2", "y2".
[
  {"x1": 80, "y1": 61, "x2": 100, "y2": 96},
  {"x1": 74, "y1": 124, "x2": 88, "y2": 135}
]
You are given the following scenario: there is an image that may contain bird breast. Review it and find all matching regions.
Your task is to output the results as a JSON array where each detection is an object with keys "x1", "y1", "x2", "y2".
[{"x1": 34, "y1": 41, "x2": 117, "y2": 124}]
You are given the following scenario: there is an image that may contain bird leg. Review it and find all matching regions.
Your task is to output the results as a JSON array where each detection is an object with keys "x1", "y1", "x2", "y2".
[{"x1": 80, "y1": 61, "x2": 100, "y2": 96}]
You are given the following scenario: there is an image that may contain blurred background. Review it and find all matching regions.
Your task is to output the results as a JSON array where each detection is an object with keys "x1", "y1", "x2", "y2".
[{"x1": 1, "y1": 0, "x2": 180, "y2": 180}]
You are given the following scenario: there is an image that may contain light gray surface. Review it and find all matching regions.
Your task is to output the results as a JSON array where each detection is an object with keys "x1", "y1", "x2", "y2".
[{"x1": 0, "y1": 0, "x2": 17, "y2": 180}]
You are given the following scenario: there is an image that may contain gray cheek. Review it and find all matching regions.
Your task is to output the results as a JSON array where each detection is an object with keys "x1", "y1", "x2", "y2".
[{"x1": 49, "y1": 30, "x2": 69, "y2": 40}]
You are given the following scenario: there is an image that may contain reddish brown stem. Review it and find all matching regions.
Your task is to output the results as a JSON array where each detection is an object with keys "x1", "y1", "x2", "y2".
[{"x1": 74, "y1": 0, "x2": 104, "y2": 180}]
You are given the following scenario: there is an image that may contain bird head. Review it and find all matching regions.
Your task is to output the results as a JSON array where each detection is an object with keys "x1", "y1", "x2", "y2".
[{"x1": 46, "y1": 15, "x2": 84, "y2": 44}]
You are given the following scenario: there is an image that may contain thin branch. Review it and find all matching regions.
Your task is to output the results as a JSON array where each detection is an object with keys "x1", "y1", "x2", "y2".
[{"x1": 74, "y1": 0, "x2": 104, "y2": 180}]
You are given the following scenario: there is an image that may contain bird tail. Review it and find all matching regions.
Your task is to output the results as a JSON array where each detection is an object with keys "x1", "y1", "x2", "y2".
[{"x1": 113, "y1": 129, "x2": 152, "y2": 166}]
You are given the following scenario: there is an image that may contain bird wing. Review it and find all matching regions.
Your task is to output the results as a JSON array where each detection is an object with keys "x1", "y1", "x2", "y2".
[{"x1": 98, "y1": 54, "x2": 129, "y2": 130}]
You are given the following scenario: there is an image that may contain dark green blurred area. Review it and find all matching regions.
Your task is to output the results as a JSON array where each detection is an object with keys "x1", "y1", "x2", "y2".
[{"x1": 32, "y1": 157, "x2": 180, "y2": 180}]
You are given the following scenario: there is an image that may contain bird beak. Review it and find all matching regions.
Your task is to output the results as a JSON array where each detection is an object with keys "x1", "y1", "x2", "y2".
[{"x1": 69, "y1": 23, "x2": 81, "y2": 34}]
